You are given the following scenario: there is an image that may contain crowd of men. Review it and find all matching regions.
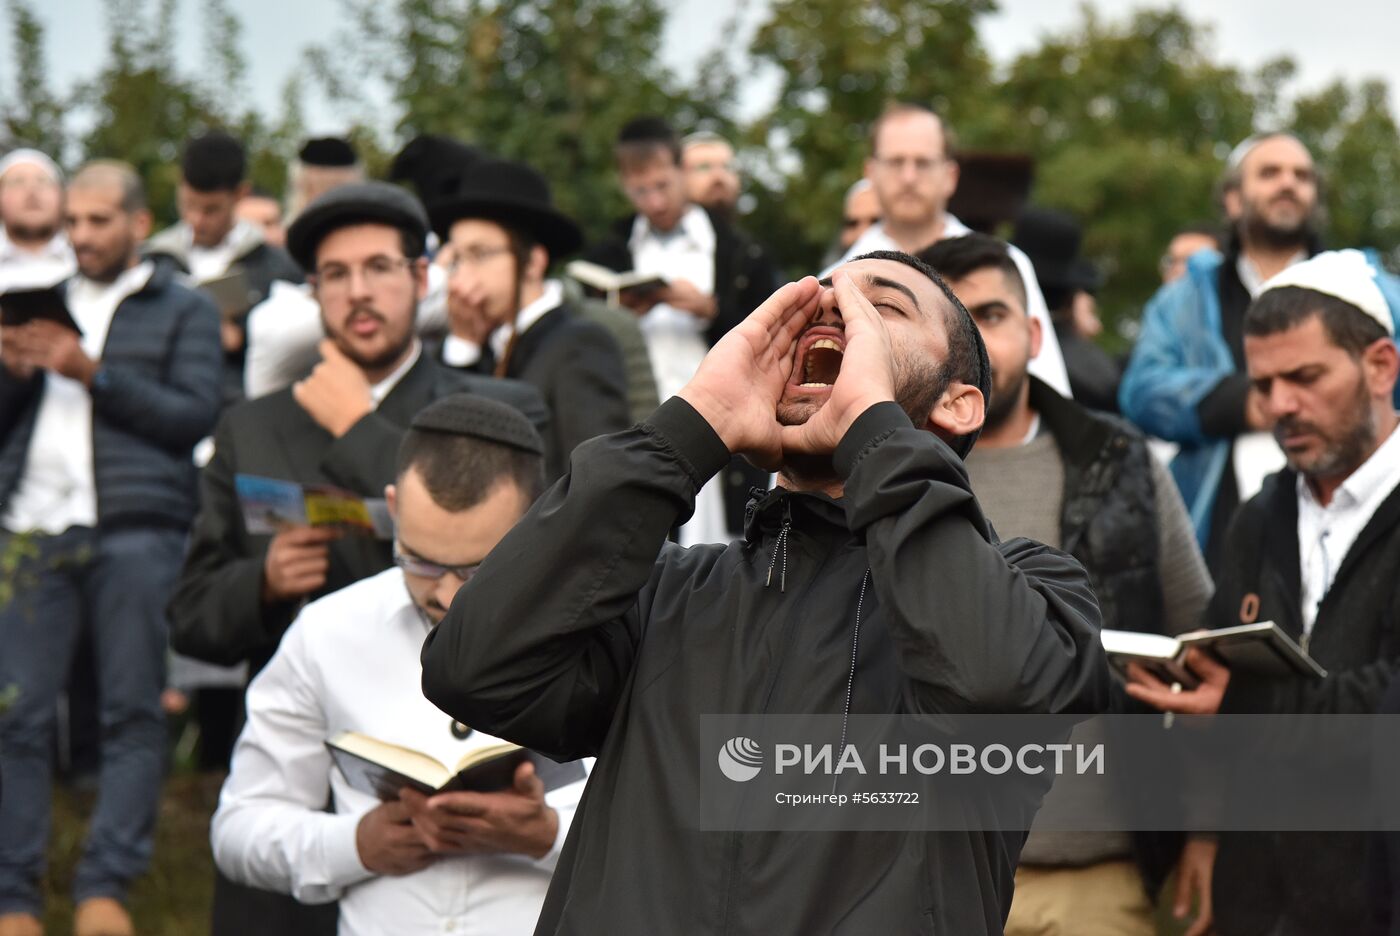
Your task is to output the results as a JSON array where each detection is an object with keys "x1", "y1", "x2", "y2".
[{"x1": 0, "y1": 101, "x2": 1398, "y2": 936}]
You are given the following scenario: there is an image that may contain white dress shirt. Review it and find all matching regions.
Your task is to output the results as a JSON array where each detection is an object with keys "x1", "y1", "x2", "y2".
[
  {"x1": 369, "y1": 340, "x2": 421, "y2": 407},
  {"x1": 1296, "y1": 420, "x2": 1400, "y2": 641},
  {"x1": 212, "y1": 567, "x2": 586, "y2": 936},
  {"x1": 0, "y1": 230, "x2": 75, "y2": 292},
  {"x1": 2, "y1": 262, "x2": 153, "y2": 534},
  {"x1": 629, "y1": 205, "x2": 730, "y2": 546},
  {"x1": 833, "y1": 215, "x2": 1074, "y2": 399}
]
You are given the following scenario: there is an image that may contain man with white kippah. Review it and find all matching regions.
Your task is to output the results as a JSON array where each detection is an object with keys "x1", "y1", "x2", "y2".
[
  {"x1": 1126, "y1": 249, "x2": 1400, "y2": 935},
  {"x1": 1120, "y1": 132, "x2": 1400, "y2": 574},
  {"x1": 0, "y1": 148, "x2": 74, "y2": 292}
]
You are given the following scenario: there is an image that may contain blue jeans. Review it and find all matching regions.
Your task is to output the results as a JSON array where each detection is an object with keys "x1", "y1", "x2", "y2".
[{"x1": 0, "y1": 525, "x2": 183, "y2": 914}]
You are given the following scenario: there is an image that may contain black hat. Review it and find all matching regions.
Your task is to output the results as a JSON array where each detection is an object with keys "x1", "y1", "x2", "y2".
[
  {"x1": 285, "y1": 181, "x2": 429, "y2": 271},
  {"x1": 428, "y1": 158, "x2": 583, "y2": 258},
  {"x1": 298, "y1": 137, "x2": 358, "y2": 168},
  {"x1": 1011, "y1": 207, "x2": 1102, "y2": 295},
  {"x1": 410, "y1": 393, "x2": 544, "y2": 456},
  {"x1": 389, "y1": 134, "x2": 485, "y2": 208}
]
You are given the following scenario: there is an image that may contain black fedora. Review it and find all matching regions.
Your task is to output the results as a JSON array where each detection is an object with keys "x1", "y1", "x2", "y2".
[
  {"x1": 428, "y1": 158, "x2": 584, "y2": 259},
  {"x1": 1012, "y1": 207, "x2": 1102, "y2": 295}
]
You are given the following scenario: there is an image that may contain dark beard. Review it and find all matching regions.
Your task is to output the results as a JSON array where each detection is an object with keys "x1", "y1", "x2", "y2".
[
  {"x1": 1241, "y1": 209, "x2": 1313, "y2": 252},
  {"x1": 5, "y1": 221, "x2": 59, "y2": 244},
  {"x1": 1276, "y1": 379, "x2": 1376, "y2": 481},
  {"x1": 982, "y1": 368, "x2": 1027, "y2": 434}
]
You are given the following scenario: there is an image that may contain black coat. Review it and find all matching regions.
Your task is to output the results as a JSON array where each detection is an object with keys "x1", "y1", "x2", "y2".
[
  {"x1": 439, "y1": 301, "x2": 631, "y2": 481},
  {"x1": 1211, "y1": 466, "x2": 1400, "y2": 935},
  {"x1": 168, "y1": 353, "x2": 548, "y2": 672},
  {"x1": 422, "y1": 399, "x2": 1111, "y2": 934},
  {"x1": 581, "y1": 209, "x2": 780, "y2": 532},
  {"x1": 0, "y1": 264, "x2": 223, "y2": 531}
]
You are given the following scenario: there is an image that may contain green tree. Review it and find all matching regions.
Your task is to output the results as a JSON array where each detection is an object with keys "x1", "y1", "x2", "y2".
[
  {"x1": 1290, "y1": 79, "x2": 1400, "y2": 266},
  {"x1": 744, "y1": 0, "x2": 1000, "y2": 273},
  {"x1": 307, "y1": 0, "x2": 720, "y2": 241},
  {"x1": 992, "y1": 7, "x2": 1262, "y2": 344},
  {"x1": 74, "y1": 0, "x2": 220, "y2": 225},
  {"x1": 2, "y1": 0, "x2": 66, "y2": 158}
]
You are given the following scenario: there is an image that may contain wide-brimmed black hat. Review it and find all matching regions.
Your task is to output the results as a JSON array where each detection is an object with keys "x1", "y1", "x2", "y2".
[
  {"x1": 285, "y1": 181, "x2": 429, "y2": 271},
  {"x1": 389, "y1": 134, "x2": 485, "y2": 209},
  {"x1": 1011, "y1": 207, "x2": 1102, "y2": 295},
  {"x1": 428, "y1": 158, "x2": 583, "y2": 259}
]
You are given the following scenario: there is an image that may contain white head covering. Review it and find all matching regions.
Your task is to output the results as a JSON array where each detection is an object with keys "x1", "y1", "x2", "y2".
[
  {"x1": 0, "y1": 148, "x2": 63, "y2": 185},
  {"x1": 1259, "y1": 249, "x2": 1393, "y2": 336}
]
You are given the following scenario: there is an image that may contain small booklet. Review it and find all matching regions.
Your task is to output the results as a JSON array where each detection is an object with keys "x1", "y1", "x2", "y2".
[
  {"x1": 1101, "y1": 621, "x2": 1327, "y2": 689},
  {"x1": 566, "y1": 259, "x2": 667, "y2": 297},
  {"x1": 326, "y1": 730, "x2": 587, "y2": 799},
  {"x1": 198, "y1": 268, "x2": 257, "y2": 322},
  {"x1": 235, "y1": 474, "x2": 393, "y2": 539},
  {"x1": 0, "y1": 284, "x2": 82, "y2": 334}
]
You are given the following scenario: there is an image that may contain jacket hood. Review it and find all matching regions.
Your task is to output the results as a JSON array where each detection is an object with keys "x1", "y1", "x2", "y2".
[{"x1": 144, "y1": 220, "x2": 268, "y2": 269}]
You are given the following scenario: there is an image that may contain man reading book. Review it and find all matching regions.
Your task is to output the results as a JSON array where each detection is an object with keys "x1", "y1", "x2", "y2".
[
  {"x1": 212, "y1": 394, "x2": 584, "y2": 936},
  {"x1": 1126, "y1": 250, "x2": 1400, "y2": 935}
]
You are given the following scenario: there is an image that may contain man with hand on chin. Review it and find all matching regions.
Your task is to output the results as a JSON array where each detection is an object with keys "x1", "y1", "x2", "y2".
[{"x1": 422, "y1": 250, "x2": 1111, "y2": 934}]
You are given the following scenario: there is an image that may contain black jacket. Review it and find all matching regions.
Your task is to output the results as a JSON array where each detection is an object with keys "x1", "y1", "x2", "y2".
[
  {"x1": 580, "y1": 207, "x2": 780, "y2": 350},
  {"x1": 438, "y1": 301, "x2": 631, "y2": 481},
  {"x1": 1210, "y1": 466, "x2": 1400, "y2": 935},
  {"x1": 145, "y1": 223, "x2": 305, "y2": 404},
  {"x1": 168, "y1": 353, "x2": 548, "y2": 671},
  {"x1": 581, "y1": 209, "x2": 780, "y2": 531},
  {"x1": 422, "y1": 399, "x2": 1111, "y2": 934},
  {"x1": 0, "y1": 264, "x2": 223, "y2": 531}
]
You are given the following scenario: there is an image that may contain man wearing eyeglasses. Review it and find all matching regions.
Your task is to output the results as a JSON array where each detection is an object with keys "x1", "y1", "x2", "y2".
[
  {"x1": 169, "y1": 182, "x2": 548, "y2": 935},
  {"x1": 213, "y1": 394, "x2": 584, "y2": 936},
  {"x1": 428, "y1": 157, "x2": 630, "y2": 481},
  {"x1": 830, "y1": 102, "x2": 1073, "y2": 402},
  {"x1": 580, "y1": 116, "x2": 778, "y2": 545}
]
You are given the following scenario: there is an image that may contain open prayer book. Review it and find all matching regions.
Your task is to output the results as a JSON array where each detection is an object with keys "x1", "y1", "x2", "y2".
[
  {"x1": 0, "y1": 284, "x2": 82, "y2": 334},
  {"x1": 327, "y1": 731, "x2": 586, "y2": 800},
  {"x1": 1101, "y1": 621, "x2": 1327, "y2": 690},
  {"x1": 565, "y1": 260, "x2": 667, "y2": 298}
]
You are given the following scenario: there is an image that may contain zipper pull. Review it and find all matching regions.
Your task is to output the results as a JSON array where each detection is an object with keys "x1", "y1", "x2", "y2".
[{"x1": 765, "y1": 502, "x2": 793, "y2": 592}]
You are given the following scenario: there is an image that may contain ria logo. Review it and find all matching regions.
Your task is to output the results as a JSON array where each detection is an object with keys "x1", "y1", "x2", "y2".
[{"x1": 718, "y1": 737, "x2": 763, "y2": 782}]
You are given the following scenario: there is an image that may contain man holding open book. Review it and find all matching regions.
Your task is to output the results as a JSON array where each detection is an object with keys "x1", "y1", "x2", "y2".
[
  {"x1": 212, "y1": 395, "x2": 584, "y2": 936},
  {"x1": 1126, "y1": 250, "x2": 1400, "y2": 935}
]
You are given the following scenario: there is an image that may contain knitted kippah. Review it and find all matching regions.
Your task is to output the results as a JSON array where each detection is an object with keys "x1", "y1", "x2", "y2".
[{"x1": 410, "y1": 394, "x2": 545, "y2": 456}]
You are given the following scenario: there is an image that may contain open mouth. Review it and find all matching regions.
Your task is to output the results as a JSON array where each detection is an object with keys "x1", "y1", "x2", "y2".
[{"x1": 793, "y1": 328, "x2": 845, "y2": 389}]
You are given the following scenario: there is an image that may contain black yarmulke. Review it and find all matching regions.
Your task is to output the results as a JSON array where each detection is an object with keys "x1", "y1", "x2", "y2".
[
  {"x1": 411, "y1": 394, "x2": 545, "y2": 456},
  {"x1": 299, "y1": 137, "x2": 358, "y2": 168}
]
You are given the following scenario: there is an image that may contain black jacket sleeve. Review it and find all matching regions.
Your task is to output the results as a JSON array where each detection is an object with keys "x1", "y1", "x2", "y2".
[
  {"x1": 834, "y1": 402, "x2": 1112, "y2": 715},
  {"x1": 168, "y1": 413, "x2": 299, "y2": 665},
  {"x1": 421, "y1": 397, "x2": 730, "y2": 761}
]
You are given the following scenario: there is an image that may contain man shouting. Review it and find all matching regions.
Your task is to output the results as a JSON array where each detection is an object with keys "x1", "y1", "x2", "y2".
[{"x1": 422, "y1": 251, "x2": 1111, "y2": 934}]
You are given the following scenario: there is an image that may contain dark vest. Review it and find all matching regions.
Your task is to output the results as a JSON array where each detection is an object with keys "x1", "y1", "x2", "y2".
[{"x1": 1032, "y1": 378, "x2": 1164, "y2": 636}]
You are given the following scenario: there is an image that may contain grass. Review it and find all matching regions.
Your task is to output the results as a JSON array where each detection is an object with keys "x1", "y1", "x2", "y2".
[{"x1": 42, "y1": 771, "x2": 221, "y2": 934}]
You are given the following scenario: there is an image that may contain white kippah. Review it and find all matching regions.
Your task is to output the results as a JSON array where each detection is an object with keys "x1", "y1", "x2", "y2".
[
  {"x1": 1260, "y1": 249, "x2": 1394, "y2": 337},
  {"x1": 0, "y1": 148, "x2": 62, "y2": 185}
]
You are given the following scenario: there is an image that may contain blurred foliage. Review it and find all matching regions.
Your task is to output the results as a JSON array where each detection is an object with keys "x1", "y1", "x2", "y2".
[{"x1": 2, "y1": 0, "x2": 1399, "y2": 338}]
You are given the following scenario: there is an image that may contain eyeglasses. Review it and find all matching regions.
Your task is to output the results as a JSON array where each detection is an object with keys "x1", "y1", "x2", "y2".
[
  {"x1": 872, "y1": 155, "x2": 947, "y2": 175},
  {"x1": 842, "y1": 215, "x2": 881, "y2": 229},
  {"x1": 393, "y1": 542, "x2": 483, "y2": 583},
  {"x1": 687, "y1": 161, "x2": 737, "y2": 175},
  {"x1": 624, "y1": 177, "x2": 680, "y2": 201},
  {"x1": 446, "y1": 245, "x2": 512, "y2": 274},
  {"x1": 313, "y1": 255, "x2": 413, "y2": 298}
]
